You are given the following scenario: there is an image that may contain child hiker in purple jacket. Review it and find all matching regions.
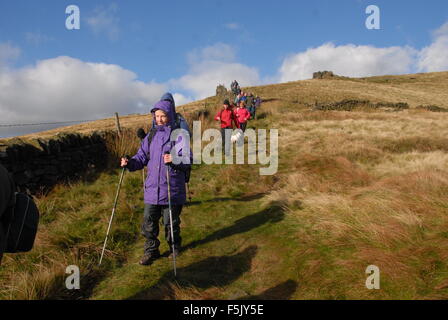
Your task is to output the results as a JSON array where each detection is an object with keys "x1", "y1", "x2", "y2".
[{"x1": 121, "y1": 99, "x2": 192, "y2": 265}]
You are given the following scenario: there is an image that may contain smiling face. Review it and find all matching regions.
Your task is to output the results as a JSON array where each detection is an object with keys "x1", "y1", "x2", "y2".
[{"x1": 154, "y1": 109, "x2": 169, "y2": 126}]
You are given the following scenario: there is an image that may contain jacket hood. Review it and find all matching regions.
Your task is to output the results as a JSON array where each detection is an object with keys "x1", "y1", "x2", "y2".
[
  {"x1": 161, "y1": 92, "x2": 175, "y2": 106},
  {"x1": 151, "y1": 100, "x2": 176, "y2": 127}
]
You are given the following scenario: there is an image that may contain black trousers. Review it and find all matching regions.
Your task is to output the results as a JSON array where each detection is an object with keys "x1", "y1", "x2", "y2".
[
  {"x1": 142, "y1": 204, "x2": 182, "y2": 254},
  {"x1": 221, "y1": 127, "x2": 232, "y2": 155}
]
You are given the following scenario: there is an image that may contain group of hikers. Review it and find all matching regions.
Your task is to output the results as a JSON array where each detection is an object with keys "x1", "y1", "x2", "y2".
[
  {"x1": 0, "y1": 85, "x2": 262, "y2": 270},
  {"x1": 216, "y1": 80, "x2": 263, "y2": 154},
  {"x1": 230, "y1": 80, "x2": 262, "y2": 122}
]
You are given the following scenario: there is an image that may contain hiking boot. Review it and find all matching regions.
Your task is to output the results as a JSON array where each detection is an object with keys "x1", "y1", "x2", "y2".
[{"x1": 139, "y1": 251, "x2": 160, "y2": 265}]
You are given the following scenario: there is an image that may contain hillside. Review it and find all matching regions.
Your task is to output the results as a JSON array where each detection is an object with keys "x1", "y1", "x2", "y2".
[
  {"x1": 5, "y1": 71, "x2": 448, "y2": 141},
  {"x1": 1, "y1": 71, "x2": 448, "y2": 299}
]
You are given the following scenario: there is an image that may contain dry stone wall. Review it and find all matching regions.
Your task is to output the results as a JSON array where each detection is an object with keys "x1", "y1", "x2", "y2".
[{"x1": 0, "y1": 132, "x2": 111, "y2": 193}]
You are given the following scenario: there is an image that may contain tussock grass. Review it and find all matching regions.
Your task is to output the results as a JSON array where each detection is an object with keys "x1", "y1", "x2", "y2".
[
  {"x1": 106, "y1": 127, "x2": 148, "y2": 162},
  {"x1": 0, "y1": 128, "x2": 145, "y2": 299},
  {"x1": 0, "y1": 170, "x2": 144, "y2": 299}
]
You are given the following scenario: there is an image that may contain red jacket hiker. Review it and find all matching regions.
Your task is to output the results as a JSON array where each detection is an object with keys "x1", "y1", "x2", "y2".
[
  {"x1": 234, "y1": 107, "x2": 251, "y2": 124},
  {"x1": 215, "y1": 106, "x2": 240, "y2": 129}
]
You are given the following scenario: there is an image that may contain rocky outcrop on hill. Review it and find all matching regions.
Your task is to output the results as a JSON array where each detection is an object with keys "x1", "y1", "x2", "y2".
[
  {"x1": 216, "y1": 84, "x2": 228, "y2": 97},
  {"x1": 313, "y1": 71, "x2": 335, "y2": 79}
]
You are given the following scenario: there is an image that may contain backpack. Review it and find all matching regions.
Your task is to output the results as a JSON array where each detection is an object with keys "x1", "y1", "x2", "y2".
[
  {"x1": 147, "y1": 116, "x2": 192, "y2": 183},
  {"x1": 5, "y1": 192, "x2": 39, "y2": 253}
]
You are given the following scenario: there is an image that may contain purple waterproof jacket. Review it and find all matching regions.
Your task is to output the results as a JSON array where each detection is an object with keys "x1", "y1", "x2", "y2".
[{"x1": 126, "y1": 100, "x2": 192, "y2": 205}]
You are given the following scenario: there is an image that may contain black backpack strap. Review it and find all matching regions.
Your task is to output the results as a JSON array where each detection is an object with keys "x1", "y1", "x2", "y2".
[
  {"x1": 146, "y1": 127, "x2": 157, "y2": 160},
  {"x1": 175, "y1": 113, "x2": 181, "y2": 128}
]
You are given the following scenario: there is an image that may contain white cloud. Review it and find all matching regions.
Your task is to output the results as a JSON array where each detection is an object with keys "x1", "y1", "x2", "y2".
[
  {"x1": 0, "y1": 56, "x2": 167, "y2": 124},
  {"x1": 4, "y1": 20, "x2": 448, "y2": 127},
  {"x1": 418, "y1": 22, "x2": 448, "y2": 72},
  {"x1": 0, "y1": 42, "x2": 262, "y2": 125},
  {"x1": 0, "y1": 43, "x2": 21, "y2": 70},
  {"x1": 224, "y1": 22, "x2": 240, "y2": 30},
  {"x1": 172, "y1": 93, "x2": 193, "y2": 106},
  {"x1": 0, "y1": 43, "x2": 247, "y2": 125},
  {"x1": 278, "y1": 21, "x2": 448, "y2": 81},
  {"x1": 171, "y1": 43, "x2": 262, "y2": 99},
  {"x1": 86, "y1": 3, "x2": 120, "y2": 41},
  {"x1": 278, "y1": 42, "x2": 417, "y2": 82}
]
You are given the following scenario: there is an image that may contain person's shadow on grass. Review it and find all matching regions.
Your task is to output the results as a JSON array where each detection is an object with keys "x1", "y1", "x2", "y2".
[
  {"x1": 128, "y1": 245, "x2": 258, "y2": 299},
  {"x1": 181, "y1": 202, "x2": 285, "y2": 252}
]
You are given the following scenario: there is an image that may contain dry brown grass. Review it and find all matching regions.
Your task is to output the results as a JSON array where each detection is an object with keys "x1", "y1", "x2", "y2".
[
  {"x1": 105, "y1": 126, "x2": 147, "y2": 162},
  {"x1": 243, "y1": 72, "x2": 448, "y2": 299},
  {"x1": 4, "y1": 71, "x2": 448, "y2": 299}
]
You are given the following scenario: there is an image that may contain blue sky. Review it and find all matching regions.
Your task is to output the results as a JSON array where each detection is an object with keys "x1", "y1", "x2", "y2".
[
  {"x1": 2, "y1": 0, "x2": 448, "y2": 81},
  {"x1": 0, "y1": 0, "x2": 448, "y2": 134}
]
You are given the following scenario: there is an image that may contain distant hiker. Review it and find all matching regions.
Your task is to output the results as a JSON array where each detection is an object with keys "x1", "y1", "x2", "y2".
[
  {"x1": 234, "y1": 92, "x2": 243, "y2": 105},
  {"x1": 240, "y1": 92, "x2": 247, "y2": 104},
  {"x1": 254, "y1": 95, "x2": 262, "y2": 108},
  {"x1": 234, "y1": 101, "x2": 251, "y2": 132},
  {"x1": 215, "y1": 99, "x2": 240, "y2": 155},
  {"x1": 121, "y1": 99, "x2": 192, "y2": 266},
  {"x1": 231, "y1": 80, "x2": 240, "y2": 96},
  {"x1": 253, "y1": 95, "x2": 262, "y2": 120},
  {"x1": 246, "y1": 93, "x2": 255, "y2": 119}
]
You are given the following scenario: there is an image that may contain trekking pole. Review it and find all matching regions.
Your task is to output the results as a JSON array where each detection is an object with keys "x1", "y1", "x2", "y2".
[
  {"x1": 185, "y1": 182, "x2": 192, "y2": 204},
  {"x1": 165, "y1": 151, "x2": 177, "y2": 277},
  {"x1": 99, "y1": 163, "x2": 126, "y2": 265}
]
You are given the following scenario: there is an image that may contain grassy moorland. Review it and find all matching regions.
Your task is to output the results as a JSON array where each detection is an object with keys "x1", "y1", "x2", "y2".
[{"x1": 1, "y1": 71, "x2": 448, "y2": 299}]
